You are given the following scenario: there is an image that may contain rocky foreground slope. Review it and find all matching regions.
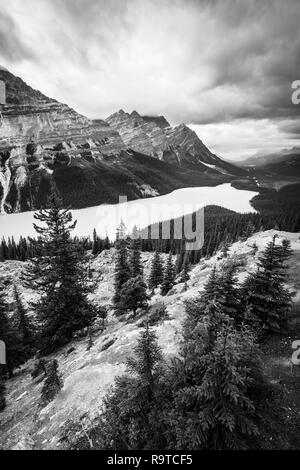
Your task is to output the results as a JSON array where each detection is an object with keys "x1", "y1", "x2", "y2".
[
  {"x1": 0, "y1": 230, "x2": 299, "y2": 450},
  {"x1": 0, "y1": 69, "x2": 243, "y2": 214}
]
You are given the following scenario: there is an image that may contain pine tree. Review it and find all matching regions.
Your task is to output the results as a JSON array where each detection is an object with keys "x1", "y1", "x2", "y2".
[
  {"x1": 148, "y1": 251, "x2": 163, "y2": 292},
  {"x1": 281, "y1": 238, "x2": 292, "y2": 261},
  {"x1": 175, "y1": 249, "x2": 185, "y2": 275},
  {"x1": 179, "y1": 254, "x2": 190, "y2": 291},
  {"x1": 242, "y1": 236, "x2": 293, "y2": 333},
  {"x1": 0, "y1": 376, "x2": 6, "y2": 412},
  {"x1": 200, "y1": 267, "x2": 223, "y2": 305},
  {"x1": 113, "y1": 224, "x2": 130, "y2": 308},
  {"x1": 161, "y1": 252, "x2": 175, "y2": 296},
  {"x1": 95, "y1": 325, "x2": 167, "y2": 450},
  {"x1": 129, "y1": 237, "x2": 143, "y2": 278},
  {"x1": 92, "y1": 228, "x2": 100, "y2": 256},
  {"x1": 170, "y1": 323, "x2": 260, "y2": 449},
  {"x1": 41, "y1": 360, "x2": 63, "y2": 405},
  {"x1": 197, "y1": 265, "x2": 241, "y2": 325},
  {"x1": 117, "y1": 276, "x2": 148, "y2": 316},
  {"x1": 218, "y1": 265, "x2": 241, "y2": 323},
  {"x1": 0, "y1": 283, "x2": 24, "y2": 378},
  {"x1": 24, "y1": 193, "x2": 96, "y2": 354},
  {"x1": 168, "y1": 282, "x2": 262, "y2": 450},
  {"x1": 103, "y1": 235, "x2": 110, "y2": 251},
  {"x1": 13, "y1": 285, "x2": 35, "y2": 359}
]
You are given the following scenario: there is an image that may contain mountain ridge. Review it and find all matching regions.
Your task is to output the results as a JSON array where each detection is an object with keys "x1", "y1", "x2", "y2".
[
  {"x1": 0, "y1": 69, "x2": 243, "y2": 214},
  {"x1": 106, "y1": 109, "x2": 244, "y2": 175}
]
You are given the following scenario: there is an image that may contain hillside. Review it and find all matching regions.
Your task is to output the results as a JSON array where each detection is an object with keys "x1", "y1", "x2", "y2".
[{"x1": 0, "y1": 230, "x2": 300, "y2": 450}]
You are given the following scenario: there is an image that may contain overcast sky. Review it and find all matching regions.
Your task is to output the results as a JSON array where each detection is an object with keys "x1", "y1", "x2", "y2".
[{"x1": 0, "y1": 0, "x2": 299, "y2": 160}]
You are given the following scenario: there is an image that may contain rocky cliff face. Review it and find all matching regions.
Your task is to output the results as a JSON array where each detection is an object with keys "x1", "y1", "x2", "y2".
[
  {"x1": 106, "y1": 109, "x2": 169, "y2": 157},
  {"x1": 106, "y1": 110, "x2": 243, "y2": 175},
  {"x1": 0, "y1": 69, "x2": 125, "y2": 213}
]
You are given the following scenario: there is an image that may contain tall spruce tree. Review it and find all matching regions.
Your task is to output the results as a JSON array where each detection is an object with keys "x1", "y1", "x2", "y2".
[
  {"x1": 148, "y1": 251, "x2": 164, "y2": 292},
  {"x1": 281, "y1": 238, "x2": 293, "y2": 261},
  {"x1": 179, "y1": 254, "x2": 190, "y2": 291},
  {"x1": 161, "y1": 252, "x2": 175, "y2": 296},
  {"x1": 41, "y1": 359, "x2": 63, "y2": 405},
  {"x1": 218, "y1": 265, "x2": 241, "y2": 323},
  {"x1": 24, "y1": 193, "x2": 96, "y2": 354},
  {"x1": 95, "y1": 325, "x2": 168, "y2": 450},
  {"x1": 92, "y1": 229, "x2": 100, "y2": 256},
  {"x1": 0, "y1": 283, "x2": 24, "y2": 377},
  {"x1": 168, "y1": 276, "x2": 263, "y2": 450},
  {"x1": 175, "y1": 248, "x2": 185, "y2": 275},
  {"x1": 169, "y1": 322, "x2": 260, "y2": 449},
  {"x1": 0, "y1": 376, "x2": 6, "y2": 412},
  {"x1": 13, "y1": 285, "x2": 35, "y2": 359},
  {"x1": 242, "y1": 235, "x2": 293, "y2": 333},
  {"x1": 113, "y1": 222, "x2": 130, "y2": 308},
  {"x1": 201, "y1": 266, "x2": 221, "y2": 298},
  {"x1": 117, "y1": 276, "x2": 148, "y2": 316},
  {"x1": 129, "y1": 237, "x2": 143, "y2": 278},
  {"x1": 197, "y1": 265, "x2": 240, "y2": 325}
]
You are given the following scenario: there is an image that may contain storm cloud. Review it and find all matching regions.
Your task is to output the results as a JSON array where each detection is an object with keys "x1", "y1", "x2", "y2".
[{"x1": 0, "y1": 0, "x2": 299, "y2": 159}]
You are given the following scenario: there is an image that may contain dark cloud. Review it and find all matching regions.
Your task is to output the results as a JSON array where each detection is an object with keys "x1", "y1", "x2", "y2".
[
  {"x1": 187, "y1": 0, "x2": 300, "y2": 123},
  {"x1": 278, "y1": 118, "x2": 300, "y2": 137},
  {"x1": 0, "y1": 7, "x2": 35, "y2": 62}
]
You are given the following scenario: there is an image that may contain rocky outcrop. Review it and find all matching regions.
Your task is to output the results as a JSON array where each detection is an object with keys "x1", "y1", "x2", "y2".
[{"x1": 106, "y1": 109, "x2": 169, "y2": 157}]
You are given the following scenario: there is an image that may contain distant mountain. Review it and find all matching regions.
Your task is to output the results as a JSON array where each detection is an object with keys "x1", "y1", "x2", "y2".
[
  {"x1": 106, "y1": 109, "x2": 245, "y2": 176},
  {"x1": 257, "y1": 153, "x2": 300, "y2": 177},
  {"x1": 240, "y1": 147, "x2": 300, "y2": 168},
  {"x1": 0, "y1": 68, "x2": 243, "y2": 214}
]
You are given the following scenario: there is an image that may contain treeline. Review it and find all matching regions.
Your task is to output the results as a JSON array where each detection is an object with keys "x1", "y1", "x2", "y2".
[
  {"x1": 64, "y1": 234, "x2": 293, "y2": 450},
  {"x1": 1, "y1": 203, "x2": 299, "y2": 264},
  {"x1": 0, "y1": 231, "x2": 111, "y2": 261},
  {"x1": 140, "y1": 205, "x2": 300, "y2": 263}
]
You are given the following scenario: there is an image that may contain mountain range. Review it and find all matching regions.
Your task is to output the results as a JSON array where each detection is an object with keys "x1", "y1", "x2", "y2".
[
  {"x1": 235, "y1": 147, "x2": 300, "y2": 178},
  {"x1": 0, "y1": 68, "x2": 244, "y2": 214},
  {"x1": 240, "y1": 147, "x2": 300, "y2": 167}
]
